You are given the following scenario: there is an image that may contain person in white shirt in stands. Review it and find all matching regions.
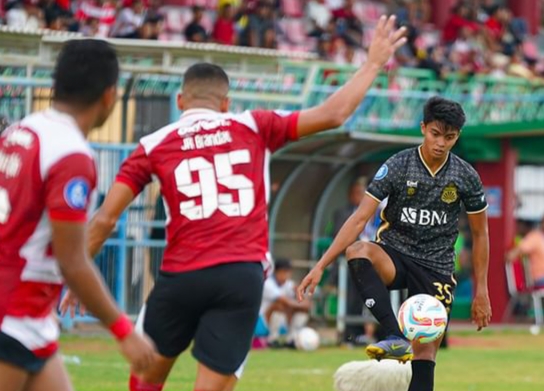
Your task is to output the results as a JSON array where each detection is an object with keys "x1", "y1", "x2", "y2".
[{"x1": 260, "y1": 259, "x2": 311, "y2": 348}]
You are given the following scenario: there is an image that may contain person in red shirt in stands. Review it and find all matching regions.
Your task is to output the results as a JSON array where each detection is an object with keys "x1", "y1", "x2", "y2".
[
  {"x1": 212, "y1": 3, "x2": 236, "y2": 45},
  {"x1": 442, "y1": 3, "x2": 478, "y2": 45}
]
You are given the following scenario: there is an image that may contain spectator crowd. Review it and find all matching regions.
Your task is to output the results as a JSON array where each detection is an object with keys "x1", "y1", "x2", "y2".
[{"x1": 0, "y1": 0, "x2": 543, "y2": 80}]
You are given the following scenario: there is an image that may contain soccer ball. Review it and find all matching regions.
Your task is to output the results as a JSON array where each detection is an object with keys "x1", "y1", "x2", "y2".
[
  {"x1": 397, "y1": 294, "x2": 448, "y2": 344},
  {"x1": 295, "y1": 327, "x2": 320, "y2": 351}
]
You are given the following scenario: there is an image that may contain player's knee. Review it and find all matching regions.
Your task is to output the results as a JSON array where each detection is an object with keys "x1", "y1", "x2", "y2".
[{"x1": 346, "y1": 241, "x2": 368, "y2": 261}]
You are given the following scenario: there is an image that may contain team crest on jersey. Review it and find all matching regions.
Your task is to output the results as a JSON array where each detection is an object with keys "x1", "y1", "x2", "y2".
[
  {"x1": 441, "y1": 182, "x2": 458, "y2": 204},
  {"x1": 64, "y1": 178, "x2": 90, "y2": 210},
  {"x1": 406, "y1": 180, "x2": 418, "y2": 196},
  {"x1": 374, "y1": 164, "x2": 388, "y2": 181}
]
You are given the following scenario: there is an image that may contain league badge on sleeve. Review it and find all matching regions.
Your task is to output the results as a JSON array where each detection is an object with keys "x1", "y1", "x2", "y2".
[
  {"x1": 64, "y1": 178, "x2": 90, "y2": 210},
  {"x1": 374, "y1": 164, "x2": 388, "y2": 181}
]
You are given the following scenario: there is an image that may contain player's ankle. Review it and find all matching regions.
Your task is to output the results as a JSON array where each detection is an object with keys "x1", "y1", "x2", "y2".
[{"x1": 129, "y1": 373, "x2": 164, "y2": 391}]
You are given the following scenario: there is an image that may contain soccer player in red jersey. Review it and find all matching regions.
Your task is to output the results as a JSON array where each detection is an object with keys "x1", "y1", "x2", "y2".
[
  {"x1": 63, "y1": 16, "x2": 406, "y2": 391},
  {"x1": 0, "y1": 40, "x2": 156, "y2": 391}
]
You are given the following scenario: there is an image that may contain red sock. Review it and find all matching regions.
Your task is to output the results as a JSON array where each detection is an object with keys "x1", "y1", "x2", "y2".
[{"x1": 129, "y1": 374, "x2": 164, "y2": 391}]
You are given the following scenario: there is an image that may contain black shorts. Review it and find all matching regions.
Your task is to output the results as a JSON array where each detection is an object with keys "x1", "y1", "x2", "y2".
[
  {"x1": 376, "y1": 243, "x2": 457, "y2": 313},
  {"x1": 0, "y1": 332, "x2": 48, "y2": 373},
  {"x1": 139, "y1": 262, "x2": 264, "y2": 375}
]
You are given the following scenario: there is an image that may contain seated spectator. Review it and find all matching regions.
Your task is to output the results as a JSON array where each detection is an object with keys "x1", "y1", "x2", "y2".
[
  {"x1": 442, "y1": 2, "x2": 478, "y2": 45},
  {"x1": 488, "y1": 52, "x2": 510, "y2": 78},
  {"x1": 239, "y1": 1, "x2": 276, "y2": 48},
  {"x1": 6, "y1": 0, "x2": 44, "y2": 29},
  {"x1": 307, "y1": 0, "x2": 332, "y2": 36},
  {"x1": 184, "y1": 5, "x2": 208, "y2": 42},
  {"x1": 212, "y1": 3, "x2": 235, "y2": 45},
  {"x1": 483, "y1": 5, "x2": 504, "y2": 44},
  {"x1": 419, "y1": 46, "x2": 450, "y2": 79},
  {"x1": 140, "y1": 0, "x2": 163, "y2": 40},
  {"x1": 316, "y1": 33, "x2": 333, "y2": 61},
  {"x1": 332, "y1": 0, "x2": 363, "y2": 46},
  {"x1": 76, "y1": 0, "x2": 116, "y2": 38},
  {"x1": 507, "y1": 216, "x2": 544, "y2": 288},
  {"x1": 41, "y1": 0, "x2": 71, "y2": 30},
  {"x1": 80, "y1": 16, "x2": 99, "y2": 36},
  {"x1": 260, "y1": 259, "x2": 310, "y2": 348},
  {"x1": 110, "y1": 0, "x2": 144, "y2": 39}
]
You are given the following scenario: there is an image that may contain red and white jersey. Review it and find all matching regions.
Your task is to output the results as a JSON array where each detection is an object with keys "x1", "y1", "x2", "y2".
[
  {"x1": 117, "y1": 108, "x2": 299, "y2": 273},
  {"x1": 0, "y1": 109, "x2": 96, "y2": 358}
]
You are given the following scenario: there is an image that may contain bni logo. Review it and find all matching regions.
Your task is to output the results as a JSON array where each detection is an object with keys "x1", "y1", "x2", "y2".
[{"x1": 400, "y1": 208, "x2": 448, "y2": 226}]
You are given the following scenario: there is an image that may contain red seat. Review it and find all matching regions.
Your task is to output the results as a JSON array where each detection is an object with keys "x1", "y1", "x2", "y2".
[{"x1": 504, "y1": 260, "x2": 544, "y2": 333}]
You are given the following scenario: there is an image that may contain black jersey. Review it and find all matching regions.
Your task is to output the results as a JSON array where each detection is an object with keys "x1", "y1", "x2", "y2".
[{"x1": 366, "y1": 146, "x2": 488, "y2": 275}]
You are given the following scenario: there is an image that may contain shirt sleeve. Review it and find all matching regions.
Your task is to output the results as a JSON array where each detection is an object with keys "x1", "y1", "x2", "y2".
[
  {"x1": 250, "y1": 110, "x2": 300, "y2": 153},
  {"x1": 462, "y1": 167, "x2": 488, "y2": 214},
  {"x1": 115, "y1": 144, "x2": 153, "y2": 196},
  {"x1": 45, "y1": 153, "x2": 96, "y2": 223},
  {"x1": 366, "y1": 157, "x2": 398, "y2": 202}
]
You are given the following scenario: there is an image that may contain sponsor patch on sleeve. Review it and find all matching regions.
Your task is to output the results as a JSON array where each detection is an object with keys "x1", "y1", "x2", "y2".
[
  {"x1": 374, "y1": 164, "x2": 388, "y2": 181},
  {"x1": 63, "y1": 178, "x2": 90, "y2": 210}
]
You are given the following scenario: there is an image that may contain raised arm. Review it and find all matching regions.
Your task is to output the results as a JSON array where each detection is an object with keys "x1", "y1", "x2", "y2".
[
  {"x1": 296, "y1": 15, "x2": 406, "y2": 138},
  {"x1": 467, "y1": 210, "x2": 491, "y2": 330}
]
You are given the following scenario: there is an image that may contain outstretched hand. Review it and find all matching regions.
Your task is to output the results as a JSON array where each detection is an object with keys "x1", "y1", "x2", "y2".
[
  {"x1": 367, "y1": 15, "x2": 407, "y2": 68},
  {"x1": 296, "y1": 267, "x2": 324, "y2": 302},
  {"x1": 472, "y1": 293, "x2": 492, "y2": 331}
]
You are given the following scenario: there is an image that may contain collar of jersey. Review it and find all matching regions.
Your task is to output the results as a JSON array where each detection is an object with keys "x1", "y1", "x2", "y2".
[
  {"x1": 417, "y1": 145, "x2": 450, "y2": 178},
  {"x1": 43, "y1": 108, "x2": 82, "y2": 133},
  {"x1": 180, "y1": 108, "x2": 220, "y2": 118}
]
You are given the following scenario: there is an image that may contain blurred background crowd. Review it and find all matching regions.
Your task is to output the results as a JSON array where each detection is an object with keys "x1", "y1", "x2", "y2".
[{"x1": 1, "y1": 0, "x2": 543, "y2": 80}]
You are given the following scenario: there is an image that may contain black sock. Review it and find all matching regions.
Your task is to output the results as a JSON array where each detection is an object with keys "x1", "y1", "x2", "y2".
[
  {"x1": 347, "y1": 258, "x2": 404, "y2": 339},
  {"x1": 408, "y1": 360, "x2": 436, "y2": 391}
]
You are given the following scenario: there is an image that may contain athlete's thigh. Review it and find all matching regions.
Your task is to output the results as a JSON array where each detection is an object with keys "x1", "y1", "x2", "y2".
[
  {"x1": 192, "y1": 262, "x2": 263, "y2": 377},
  {"x1": 23, "y1": 355, "x2": 72, "y2": 391},
  {"x1": 142, "y1": 273, "x2": 201, "y2": 359},
  {"x1": 405, "y1": 265, "x2": 456, "y2": 313},
  {"x1": 368, "y1": 242, "x2": 409, "y2": 288},
  {"x1": 0, "y1": 360, "x2": 28, "y2": 391},
  {"x1": 0, "y1": 331, "x2": 49, "y2": 391}
]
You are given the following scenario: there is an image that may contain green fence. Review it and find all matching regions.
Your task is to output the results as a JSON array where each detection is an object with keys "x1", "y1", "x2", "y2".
[{"x1": 2, "y1": 63, "x2": 544, "y2": 142}]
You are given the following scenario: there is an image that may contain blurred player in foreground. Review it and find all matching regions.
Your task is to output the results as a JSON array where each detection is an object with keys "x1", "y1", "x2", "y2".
[
  {"x1": 0, "y1": 40, "x2": 156, "y2": 391},
  {"x1": 63, "y1": 15, "x2": 406, "y2": 391},
  {"x1": 298, "y1": 97, "x2": 492, "y2": 391}
]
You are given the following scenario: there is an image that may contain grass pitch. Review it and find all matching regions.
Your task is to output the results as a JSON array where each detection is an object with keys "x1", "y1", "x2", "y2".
[{"x1": 63, "y1": 329, "x2": 544, "y2": 391}]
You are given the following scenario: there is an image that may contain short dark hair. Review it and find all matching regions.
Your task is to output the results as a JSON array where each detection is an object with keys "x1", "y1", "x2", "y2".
[
  {"x1": 53, "y1": 39, "x2": 119, "y2": 106},
  {"x1": 183, "y1": 63, "x2": 229, "y2": 89},
  {"x1": 274, "y1": 258, "x2": 292, "y2": 272},
  {"x1": 423, "y1": 96, "x2": 466, "y2": 131}
]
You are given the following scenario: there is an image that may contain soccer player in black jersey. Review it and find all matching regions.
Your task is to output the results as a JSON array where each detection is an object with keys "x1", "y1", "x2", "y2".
[{"x1": 298, "y1": 97, "x2": 492, "y2": 391}]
